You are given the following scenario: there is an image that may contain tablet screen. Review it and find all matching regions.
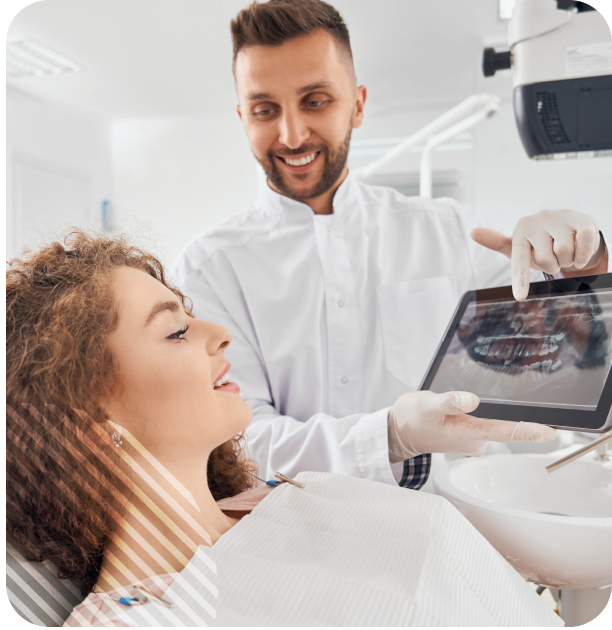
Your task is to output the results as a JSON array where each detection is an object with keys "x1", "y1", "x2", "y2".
[{"x1": 428, "y1": 289, "x2": 612, "y2": 411}]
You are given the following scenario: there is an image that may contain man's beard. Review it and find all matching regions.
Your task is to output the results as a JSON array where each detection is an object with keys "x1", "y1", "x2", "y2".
[{"x1": 257, "y1": 124, "x2": 353, "y2": 200}]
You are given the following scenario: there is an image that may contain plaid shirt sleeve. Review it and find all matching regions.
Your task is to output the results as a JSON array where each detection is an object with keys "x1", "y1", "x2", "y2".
[{"x1": 399, "y1": 453, "x2": 431, "y2": 490}]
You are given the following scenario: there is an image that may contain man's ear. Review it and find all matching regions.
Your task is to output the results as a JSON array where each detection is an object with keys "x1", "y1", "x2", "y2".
[
  {"x1": 236, "y1": 104, "x2": 243, "y2": 122},
  {"x1": 353, "y1": 85, "x2": 367, "y2": 129}
]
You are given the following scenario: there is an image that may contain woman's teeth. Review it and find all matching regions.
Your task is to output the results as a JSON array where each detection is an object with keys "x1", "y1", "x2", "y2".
[
  {"x1": 283, "y1": 152, "x2": 316, "y2": 166},
  {"x1": 213, "y1": 376, "x2": 230, "y2": 389}
]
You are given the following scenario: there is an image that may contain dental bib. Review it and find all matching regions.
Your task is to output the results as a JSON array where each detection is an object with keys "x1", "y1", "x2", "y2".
[{"x1": 72, "y1": 472, "x2": 563, "y2": 627}]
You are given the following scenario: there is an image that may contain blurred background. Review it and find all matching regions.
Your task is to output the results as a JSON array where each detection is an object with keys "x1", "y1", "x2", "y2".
[{"x1": 6, "y1": 0, "x2": 612, "y2": 268}]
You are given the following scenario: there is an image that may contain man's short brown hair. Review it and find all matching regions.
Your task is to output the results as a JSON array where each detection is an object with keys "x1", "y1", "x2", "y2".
[{"x1": 231, "y1": 0, "x2": 354, "y2": 80}]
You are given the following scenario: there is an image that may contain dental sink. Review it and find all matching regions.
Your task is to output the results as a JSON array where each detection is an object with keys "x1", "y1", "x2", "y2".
[{"x1": 432, "y1": 453, "x2": 612, "y2": 590}]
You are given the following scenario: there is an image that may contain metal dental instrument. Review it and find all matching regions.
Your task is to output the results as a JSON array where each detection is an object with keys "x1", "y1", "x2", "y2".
[
  {"x1": 275, "y1": 472, "x2": 305, "y2": 488},
  {"x1": 546, "y1": 430, "x2": 612, "y2": 473}
]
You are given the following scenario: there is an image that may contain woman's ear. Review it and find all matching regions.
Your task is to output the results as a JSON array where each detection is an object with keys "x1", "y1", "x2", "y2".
[{"x1": 107, "y1": 419, "x2": 123, "y2": 436}]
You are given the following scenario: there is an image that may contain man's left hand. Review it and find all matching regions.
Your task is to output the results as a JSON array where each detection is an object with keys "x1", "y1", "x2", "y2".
[{"x1": 471, "y1": 209, "x2": 608, "y2": 301}]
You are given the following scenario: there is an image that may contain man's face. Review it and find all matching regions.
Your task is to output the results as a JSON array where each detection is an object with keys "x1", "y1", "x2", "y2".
[{"x1": 235, "y1": 30, "x2": 366, "y2": 200}]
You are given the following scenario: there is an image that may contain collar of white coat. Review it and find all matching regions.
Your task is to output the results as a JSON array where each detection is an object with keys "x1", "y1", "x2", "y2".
[{"x1": 256, "y1": 171, "x2": 361, "y2": 223}]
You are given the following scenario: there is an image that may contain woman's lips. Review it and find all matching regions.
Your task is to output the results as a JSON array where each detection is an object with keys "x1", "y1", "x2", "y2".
[
  {"x1": 214, "y1": 382, "x2": 240, "y2": 394},
  {"x1": 213, "y1": 361, "x2": 231, "y2": 384}
]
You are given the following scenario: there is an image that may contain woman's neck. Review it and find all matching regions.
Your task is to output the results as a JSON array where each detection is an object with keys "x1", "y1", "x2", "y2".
[{"x1": 96, "y1": 449, "x2": 239, "y2": 592}]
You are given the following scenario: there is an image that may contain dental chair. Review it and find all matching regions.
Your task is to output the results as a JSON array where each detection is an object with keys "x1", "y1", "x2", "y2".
[{"x1": 6, "y1": 542, "x2": 85, "y2": 626}]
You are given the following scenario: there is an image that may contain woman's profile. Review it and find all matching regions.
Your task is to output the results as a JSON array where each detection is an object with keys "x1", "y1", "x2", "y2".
[{"x1": 6, "y1": 230, "x2": 562, "y2": 627}]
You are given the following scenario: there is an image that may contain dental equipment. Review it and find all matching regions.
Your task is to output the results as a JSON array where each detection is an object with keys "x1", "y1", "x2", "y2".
[
  {"x1": 484, "y1": 0, "x2": 612, "y2": 160},
  {"x1": 546, "y1": 428, "x2": 612, "y2": 472},
  {"x1": 353, "y1": 93, "x2": 501, "y2": 197}
]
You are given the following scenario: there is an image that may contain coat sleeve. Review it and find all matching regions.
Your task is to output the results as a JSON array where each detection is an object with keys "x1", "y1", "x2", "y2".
[{"x1": 172, "y1": 249, "x2": 401, "y2": 487}]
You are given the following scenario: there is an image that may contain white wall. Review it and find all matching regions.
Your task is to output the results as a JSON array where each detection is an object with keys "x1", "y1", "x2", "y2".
[
  {"x1": 471, "y1": 101, "x2": 612, "y2": 239},
  {"x1": 348, "y1": 104, "x2": 475, "y2": 207},
  {"x1": 6, "y1": 86, "x2": 114, "y2": 258},
  {"x1": 110, "y1": 115, "x2": 259, "y2": 268}
]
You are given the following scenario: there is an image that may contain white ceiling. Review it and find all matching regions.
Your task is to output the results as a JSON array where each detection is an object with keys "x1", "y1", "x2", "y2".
[{"x1": 7, "y1": 0, "x2": 511, "y2": 120}]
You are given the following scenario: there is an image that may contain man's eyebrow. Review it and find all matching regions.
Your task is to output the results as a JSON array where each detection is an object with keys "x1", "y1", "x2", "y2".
[
  {"x1": 246, "y1": 82, "x2": 337, "y2": 101},
  {"x1": 247, "y1": 91, "x2": 274, "y2": 101},
  {"x1": 296, "y1": 81, "x2": 337, "y2": 95},
  {"x1": 144, "y1": 300, "x2": 180, "y2": 327}
]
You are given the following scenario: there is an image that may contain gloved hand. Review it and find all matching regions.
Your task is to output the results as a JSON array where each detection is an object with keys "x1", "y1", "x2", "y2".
[
  {"x1": 387, "y1": 390, "x2": 557, "y2": 463},
  {"x1": 471, "y1": 210, "x2": 607, "y2": 301}
]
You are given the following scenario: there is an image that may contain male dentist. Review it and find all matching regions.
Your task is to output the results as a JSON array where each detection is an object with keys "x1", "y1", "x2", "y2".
[{"x1": 174, "y1": 0, "x2": 608, "y2": 489}]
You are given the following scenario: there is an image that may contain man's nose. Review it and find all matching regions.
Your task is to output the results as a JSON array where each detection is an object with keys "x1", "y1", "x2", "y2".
[{"x1": 277, "y1": 109, "x2": 310, "y2": 150}]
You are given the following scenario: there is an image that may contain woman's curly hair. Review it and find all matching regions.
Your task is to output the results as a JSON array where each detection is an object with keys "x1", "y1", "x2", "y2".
[{"x1": 6, "y1": 229, "x2": 256, "y2": 594}]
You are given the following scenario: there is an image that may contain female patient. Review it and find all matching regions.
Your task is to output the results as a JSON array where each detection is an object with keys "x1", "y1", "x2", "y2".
[{"x1": 6, "y1": 231, "x2": 561, "y2": 627}]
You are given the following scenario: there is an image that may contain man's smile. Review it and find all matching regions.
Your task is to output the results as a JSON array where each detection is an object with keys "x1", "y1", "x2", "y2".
[{"x1": 275, "y1": 150, "x2": 322, "y2": 172}]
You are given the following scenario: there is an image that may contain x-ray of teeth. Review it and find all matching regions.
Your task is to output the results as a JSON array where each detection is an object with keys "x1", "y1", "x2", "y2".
[{"x1": 429, "y1": 291, "x2": 612, "y2": 410}]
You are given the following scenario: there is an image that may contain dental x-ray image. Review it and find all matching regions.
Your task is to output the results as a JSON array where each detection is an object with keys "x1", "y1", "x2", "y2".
[{"x1": 429, "y1": 290, "x2": 612, "y2": 410}]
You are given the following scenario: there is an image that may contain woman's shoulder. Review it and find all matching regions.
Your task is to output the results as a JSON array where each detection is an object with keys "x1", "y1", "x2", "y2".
[
  {"x1": 63, "y1": 573, "x2": 177, "y2": 627},
  {"x1": 215, "y1": 483, "x2": 275, "y2": 513}
]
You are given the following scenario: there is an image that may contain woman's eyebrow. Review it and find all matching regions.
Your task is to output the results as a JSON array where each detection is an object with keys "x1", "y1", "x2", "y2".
[{"x1": 144, "y1": 300, "x2": 180, "y2": 327}]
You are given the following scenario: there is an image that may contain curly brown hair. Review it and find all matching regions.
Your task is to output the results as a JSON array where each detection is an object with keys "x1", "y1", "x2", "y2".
[{"x1": 6, "y1": 229, "x2": 256, "y2": 594}]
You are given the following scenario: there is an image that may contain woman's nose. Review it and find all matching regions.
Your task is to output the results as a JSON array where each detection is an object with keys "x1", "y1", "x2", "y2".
[{"x1": 201, "y1": 320, "x2": 232, "y2": 356}]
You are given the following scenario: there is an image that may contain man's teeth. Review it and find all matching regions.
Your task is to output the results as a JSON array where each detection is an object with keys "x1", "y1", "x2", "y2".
[
  {"x1": 284, "y1": 152, "x2": 316, "y2": 166},
  {"x1": 214, "y1": 376, "x2": 230, "y2": 388}
]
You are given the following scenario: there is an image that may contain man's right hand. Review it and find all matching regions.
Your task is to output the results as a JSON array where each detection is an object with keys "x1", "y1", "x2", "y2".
[{"x1": 387, "y1": 390, "x2": 557, "y2": 463}]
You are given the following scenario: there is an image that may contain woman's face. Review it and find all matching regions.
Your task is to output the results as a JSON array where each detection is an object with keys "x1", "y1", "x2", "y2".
[{"x1": 105, "y1": 266, "x2": 252, "y2": 457}]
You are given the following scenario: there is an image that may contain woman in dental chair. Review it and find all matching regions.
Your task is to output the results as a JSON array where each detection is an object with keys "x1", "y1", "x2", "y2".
[{"x1": 6, "y1": 230, "x2": 561, "y2": 627}]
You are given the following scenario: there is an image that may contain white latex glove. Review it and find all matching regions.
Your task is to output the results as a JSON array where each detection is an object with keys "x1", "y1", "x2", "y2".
[
  {"x1": 471, "y1": 210, "x2": 607, "y2": 301},
  {"x1": 388, "y1": 390, "x2": 557, "y2": 463}
]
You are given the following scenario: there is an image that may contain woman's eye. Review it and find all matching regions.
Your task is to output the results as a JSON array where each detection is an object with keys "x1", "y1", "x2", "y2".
[{"x1": 167, "y1": 325, "x2": 189, "y2": 340}]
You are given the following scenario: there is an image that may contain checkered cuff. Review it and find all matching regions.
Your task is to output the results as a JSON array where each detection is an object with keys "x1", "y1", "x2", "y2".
[{"x1": 399, "y1": 453, "x2": 431, "y2": 489}]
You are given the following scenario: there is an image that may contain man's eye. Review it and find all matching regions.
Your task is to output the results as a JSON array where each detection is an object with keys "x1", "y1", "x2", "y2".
[
  {"x1": 253, "y1": 108, "x2": 275, "y2": 117},
  {"x1": 305, "y1": 99, "x2": 327, "y2": 108}
]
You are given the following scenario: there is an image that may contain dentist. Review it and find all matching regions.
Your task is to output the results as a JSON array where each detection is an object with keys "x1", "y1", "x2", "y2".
[{"x1": 174, "y1": 0, "x2": 608, "y2": 489}]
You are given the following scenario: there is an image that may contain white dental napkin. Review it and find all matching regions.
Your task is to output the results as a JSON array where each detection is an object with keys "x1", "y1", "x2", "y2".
[{"x1": 160, "y1": 471, "x2": 563, "y2": 627}]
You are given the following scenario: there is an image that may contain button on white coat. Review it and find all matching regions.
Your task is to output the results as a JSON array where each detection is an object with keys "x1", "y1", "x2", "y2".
[{"x1": 174, "y1": 174, "x2": 548, "y2": 486}]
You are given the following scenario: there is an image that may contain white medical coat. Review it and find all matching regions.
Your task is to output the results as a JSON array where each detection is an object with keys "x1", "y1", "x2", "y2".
[{"x1": 173, "y1": 174, "x2": 533, "y2": 485}]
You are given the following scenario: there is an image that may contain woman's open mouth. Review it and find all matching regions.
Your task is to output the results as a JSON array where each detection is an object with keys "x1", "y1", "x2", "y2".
[
  {"x1": 212, "y1": 361, "x2": 241, "y2": 394},
  {"x1": 213, "y1": 375, "x2": 241, "y2": 394}
]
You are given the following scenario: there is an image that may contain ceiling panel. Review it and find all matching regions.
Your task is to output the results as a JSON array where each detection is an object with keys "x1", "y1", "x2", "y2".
[{"x1": 7, "y1": 0, "x2": 511, "y2": 119}]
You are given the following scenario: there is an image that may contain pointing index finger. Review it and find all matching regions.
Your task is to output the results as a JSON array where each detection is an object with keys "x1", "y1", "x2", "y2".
[{"x1": 511, "y1": 236, "x2": 532, "y2": 301}]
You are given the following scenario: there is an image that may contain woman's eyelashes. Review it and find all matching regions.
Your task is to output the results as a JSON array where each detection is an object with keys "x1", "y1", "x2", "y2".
[{"x1": 167, "y1": 325, "x2": 190, "y2": 340}]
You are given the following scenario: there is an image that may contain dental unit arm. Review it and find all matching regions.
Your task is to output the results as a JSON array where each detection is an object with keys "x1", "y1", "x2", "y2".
[
  {"x1": 484, "y1": 0, "x2": 612, "y2": 160},
  {"x1": 546, "y1": 427, "x2": 612, "y2": 471}
]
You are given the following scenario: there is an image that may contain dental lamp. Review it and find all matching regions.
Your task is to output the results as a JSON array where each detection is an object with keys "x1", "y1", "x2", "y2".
[{"x1": 484, "y1": 0, "x2": 612, "y2": 160}]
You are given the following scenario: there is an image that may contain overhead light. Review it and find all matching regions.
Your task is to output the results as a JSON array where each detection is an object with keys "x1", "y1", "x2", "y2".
[
  {"x1": 6, "y1": 38, "x2": 82, "y2": 78},
  {"x1": 499, "y1": 0, "x2": 517, "y2": 20}
]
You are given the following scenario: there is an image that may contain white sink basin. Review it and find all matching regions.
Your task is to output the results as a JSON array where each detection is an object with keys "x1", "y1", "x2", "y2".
[{"x1": 433, "y1": 453, "x2": 612, "y2": 590}]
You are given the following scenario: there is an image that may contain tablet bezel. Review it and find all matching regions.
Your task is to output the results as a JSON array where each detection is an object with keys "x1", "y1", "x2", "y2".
[{"x1": 418, "y1": 273, "x2": 612, "y2": 433}]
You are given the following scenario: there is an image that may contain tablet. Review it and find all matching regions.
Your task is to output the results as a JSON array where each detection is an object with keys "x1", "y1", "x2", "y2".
[{"x1": 419, "y1": 273, "x2": 612, "y2": 433}]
